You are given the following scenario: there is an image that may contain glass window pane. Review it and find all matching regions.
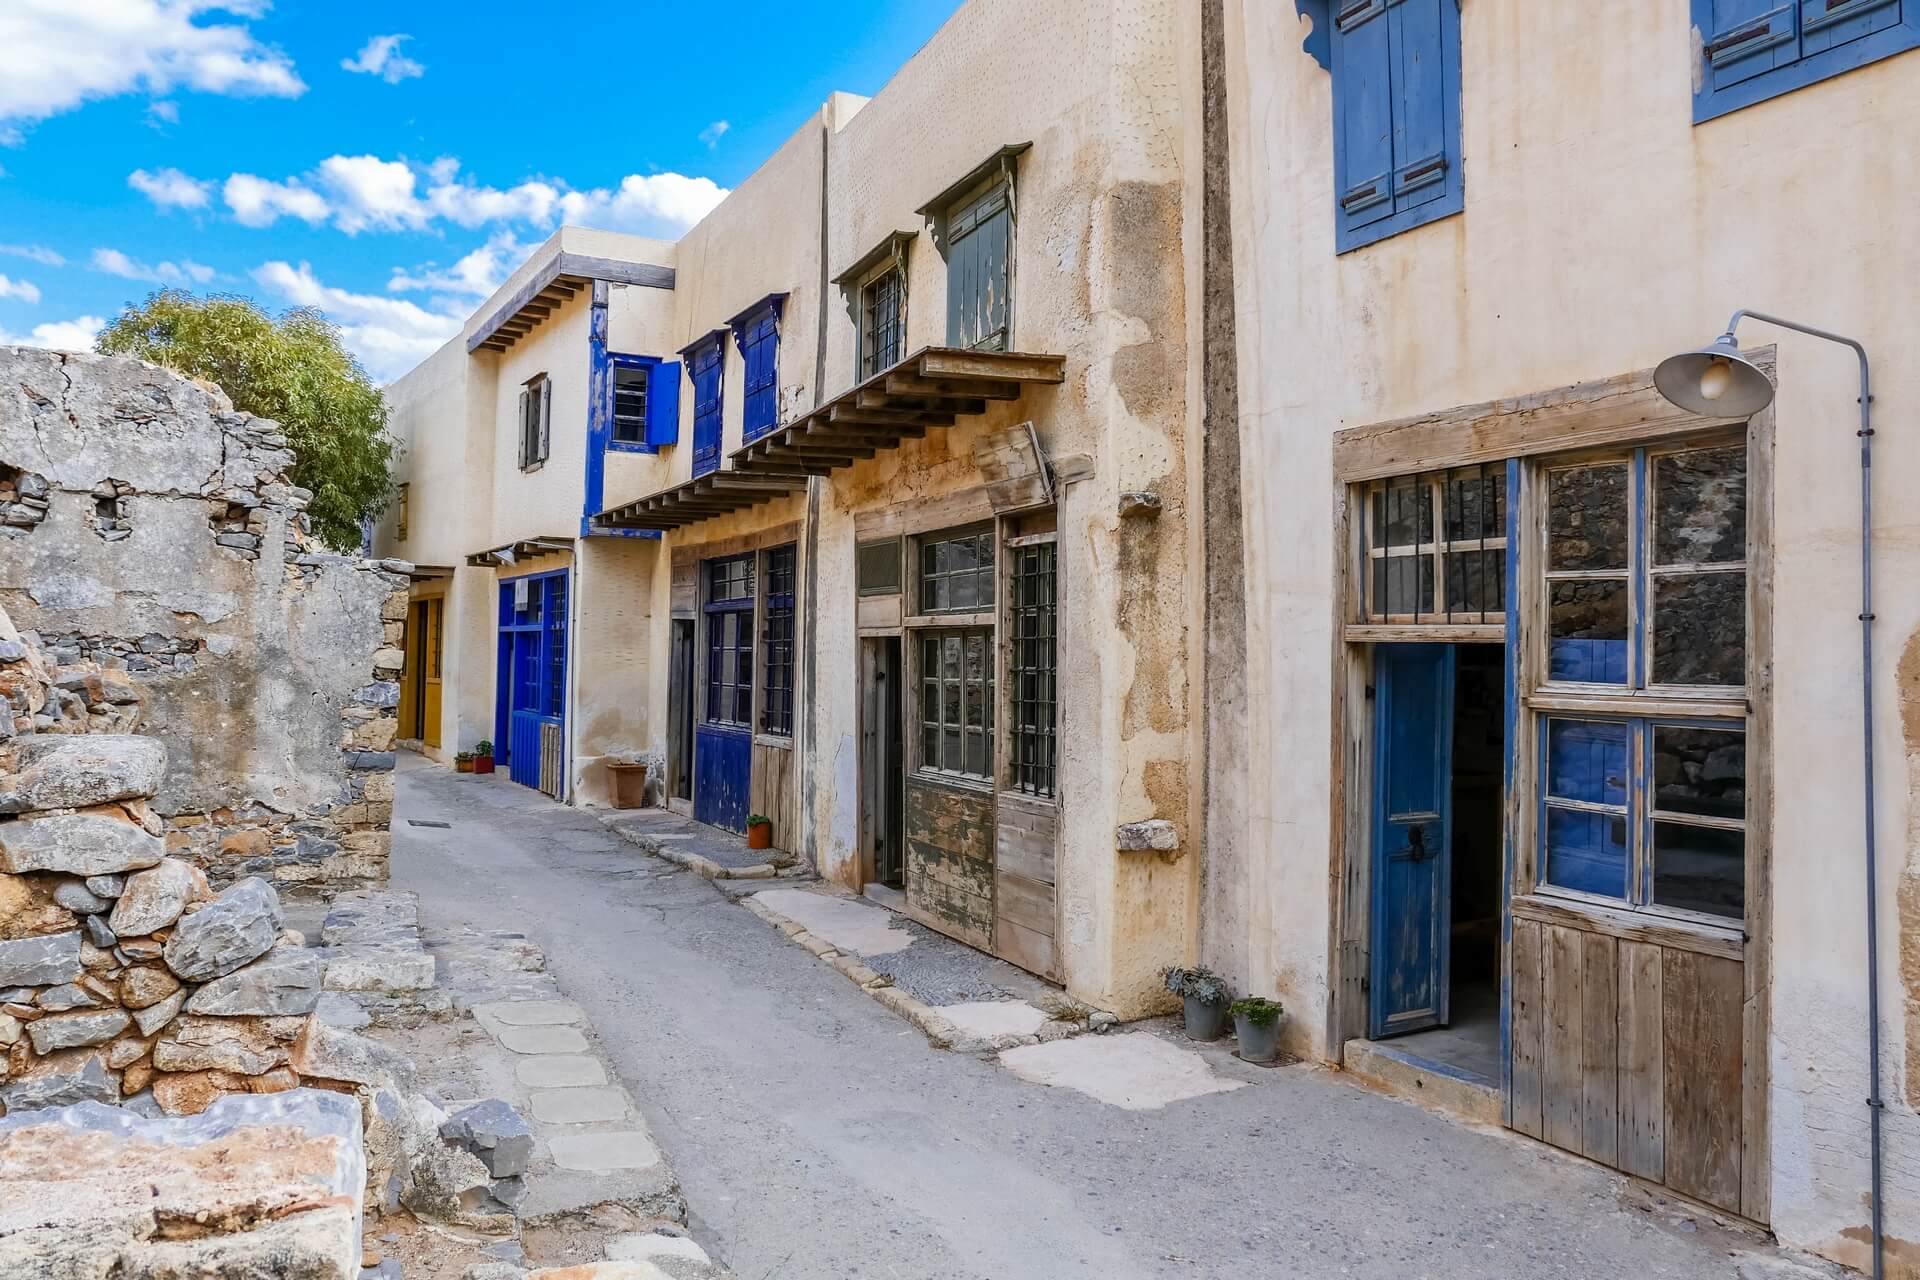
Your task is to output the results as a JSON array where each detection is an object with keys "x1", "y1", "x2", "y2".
[
  {"x1": 1377, "y1": 480, "x2": 1432, "y2": 548},
  {"x1": 1547, "y1": 719, "x2": 1629, "y2": 807},
  {"x1": 1652, "y1": 726, "x2": 1745, "y2": 820},
  {"x1": 1548, "y1": 579, "x2": 1629, "y2": 683},
  {"x1": 1443, "y1": 467, "x2": 1506, "y2": 542},
  {"x1": 1548, "y1": 464, "x2": 1630, "y2": 571},
  {"x1": 1444, "y1": 548, "x2": 1505, "y2": 614},
  {"x1": 943, "y1": 726, "x2": 961, "y2": 766},
  {"x1": 1375, "y1": 555, "x2": 1434, "y2": 616},
  {"x1": 1654, "y1": 446, "x2": 1746, "y2": 566},
  {"x1": 1652, "y1": 571, "x2": 1745, "y2": 686},
  {"x1": 1652, "y1": 822, "x2": 1744, "y2": 919},
  {"x1": 1543, "y1": 806, "x2": 1630, "y2": 900}
]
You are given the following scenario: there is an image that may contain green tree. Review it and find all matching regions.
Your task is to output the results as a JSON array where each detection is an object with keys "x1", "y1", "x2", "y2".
[{"x1": 96, "y1": 291, "x2": 395, "y2": 551}]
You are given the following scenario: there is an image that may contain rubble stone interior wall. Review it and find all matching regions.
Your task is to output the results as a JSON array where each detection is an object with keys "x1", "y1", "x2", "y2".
[{"x1": 0, "y1": 346, "x2": 407, "y2": 891}]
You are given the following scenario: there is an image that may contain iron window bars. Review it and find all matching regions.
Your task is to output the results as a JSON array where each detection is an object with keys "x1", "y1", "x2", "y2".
[
  {"x1": 861, "y1": 267, "x2": 905, "y2": 378},
  {"x1": 1009, "y1": 540, "x2": 1057, "y2": 797},
  {"x1": 1362, "y1": 462, "x2": 1506, "y2": 624},
  {"x1": 761, "y1": 545, "x2": 796, "y2": 737}
]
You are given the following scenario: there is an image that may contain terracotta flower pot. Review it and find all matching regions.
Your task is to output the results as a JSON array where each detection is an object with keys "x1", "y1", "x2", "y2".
[
  {"x1": 746, "y1": 821, "x2": 772, "y2": 850},
  {"x1": 473, "y1": 756, "x2": 494, "y2": 775},
  {"x1": 455, "y1": 758, "x2": 474, "y2": 774},
  {"x1": 606, "y1": 761, "x2": 649, "y2": 809}
]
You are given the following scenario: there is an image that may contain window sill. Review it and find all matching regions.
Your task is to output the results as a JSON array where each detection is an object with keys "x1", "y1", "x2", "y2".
[
  {"x1": 1510, "y1": 893, "x2": 1743, "y2": 961},
  {"x1": 607, "y1": 440, "x2": 655, "y2": 455},
  {"x1": 1527, "y1": 687, "x2": 1747, "y2": 718},
  {"x1": 904, "y1": 612, "x2": 995, "y2": 629},
  {"x1": 520, "y1": 462, "x2": 545, "y2": 475},
  {"x1": 754, "y1": 733, "x2": 793, "y2": 750},
  {"x1": 1694, "y1": 22, "x2": 1920, "y2": 124},
  {"x1": 910, "y1": 769, "x2": 994, "y2": 797},
  {"x1": 1336, "y1": 197, "x2": 1463, "y2": 257}
]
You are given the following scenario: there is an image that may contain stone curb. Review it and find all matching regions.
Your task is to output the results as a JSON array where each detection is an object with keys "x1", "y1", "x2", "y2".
[
  {"x1": 739, "y1": 892, "x2": 1095, "y2": 1055},
  {"x1": 595, "y1": 814, "x2": 788, "y2": 882}
]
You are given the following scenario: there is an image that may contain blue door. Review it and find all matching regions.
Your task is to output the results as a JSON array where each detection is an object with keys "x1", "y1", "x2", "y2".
[
  {"x1": 1369, "y1": 643, "x2": 1454, "y2": 1039},
  {"x1": 495, "y1": 571, "x2": 567, "y2": 795},
  {"x1": 693, "y1": 554, "x2": 753, "y2": 831}
]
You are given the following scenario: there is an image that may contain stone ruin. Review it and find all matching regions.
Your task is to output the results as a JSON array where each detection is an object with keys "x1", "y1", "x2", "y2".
[{"x1": 0, "y1": 344, "x2": 407, "y2": 891}]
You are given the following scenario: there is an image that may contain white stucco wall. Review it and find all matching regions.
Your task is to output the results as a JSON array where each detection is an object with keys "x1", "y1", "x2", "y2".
[{"x1": 1225, "y1": 1, "x2": 1920, "y2": 1266}]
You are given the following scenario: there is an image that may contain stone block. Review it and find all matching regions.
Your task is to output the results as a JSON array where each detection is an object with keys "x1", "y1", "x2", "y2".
[
  {"x1": 83, "y1": 874, "x2": 125, "y2": 898},
  {"x1": 51, "y1": 879, "x2": 112, "y2": 914},
  {"x1": 0, "y1": 812, "x2": 164, "y2": 875},
  {"x1": 109, "y1": 857, "x2": 209, "y2": 936},
  {"x1": 186, "y1": 945, "x2": 324, "y2": 1015},
  {"x1": 153, "y1": 1015, "x2": 287, "y2": 1075},
  {"x1": 1, "y1": 734, "x2": 166, "y2": 811},
  {"x1": 323, "y1": 945, "x2": 434, "y2": 994},
  {"x1": 162, "y1": 876, "x2": 282, "y2": 981},
  {"x1": 439, "y1": 1099, "x2": 534, "y2": 1178},
  {"x1": 34, "y1": 981, "x2": 98, "y2": 1011},
  {"x1": 29, "y1": 1009, "x2": 131, "y2": 1054},
  {"x1": 288, "y1": 1018, "x2": 414, "y2": 1091},
  {"x1": 120, "y1": 965, "x2": 181, "y2": 1009},
  {"x1": 131, "y1": 988, "x2": 184, "y2": 1037},
  {"x1": 0, "y1": 1048, "x2": 117, "y2": 1110},
  {"x1": 0, "y1": 930, "x2": 81, "y2": 987},
  {"x1": 1115, "y1": 818, "x2": 1180, "y2": 852},
  {"x1": 83, "y1": 914, "x2": 117, "y2": 949}
]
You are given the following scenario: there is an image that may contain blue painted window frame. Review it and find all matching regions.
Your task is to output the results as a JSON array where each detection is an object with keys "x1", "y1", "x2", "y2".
[
  {"x1": 1693, "y1": 0, "x2": 1919, "y2": 122},
  {"x1": 686, "y1": 334, "x2": 726, "y2": 479},
  {"x1": 1328, "y1": 0, "x2": 1464, "y2": 254},
  {"x1": 703, "y1": 553, "x2": 755, "y2": 729},
  {"x1": 607, "y1": 354, "x2": 658, "y2": 455}
]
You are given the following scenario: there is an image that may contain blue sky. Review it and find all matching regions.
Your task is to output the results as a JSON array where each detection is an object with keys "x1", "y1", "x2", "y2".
[{"x1": 0, "y1": 0, "x2": 962, "y2": 378}]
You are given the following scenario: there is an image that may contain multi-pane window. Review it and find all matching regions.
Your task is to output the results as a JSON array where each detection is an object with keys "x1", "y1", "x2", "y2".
[
  {"x1": 861, "y1": 267, "x2": 904, "y2": 377},
  {"x1": 761, "y1": 545, "x2": 796, "y2": 737},
  {"x1": 1363, "y1": 463, "x2": 1506, "y2": 623},
  {"x1": 945, "y1": 182, "x2": 1011, "y2": 352},
  {"x1": 919, "y1": 526, "x2": 994, "y2": 613},
  {"x1": 1535, "y1": 438, "x2": 1749, "y2": 924},
  {"x1": 920, "y1": 629, "x2": 994, "y2": 780},
  {"x1": 543, "y1": 576, "x2": 567, "y2": 717},
  {"x1": 612, "y1": 364, "x2": 648, "y2": 444},
  {"x1": 1009, "y1": 541, "x2": 1057, "y2": 797},
  {"x1": 704, "y1": 555, "x2": 753, "y2": 727}
]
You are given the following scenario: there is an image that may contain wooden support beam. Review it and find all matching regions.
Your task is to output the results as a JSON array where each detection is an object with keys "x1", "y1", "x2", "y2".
[
  {"x1": 884, "y1": 373, "x2": 1023, "y2": 401},
  {"x1": 805, "y1": 418, "x2": 927, "y2": 440},
  {"x1": 918, "y1": 349, "x2": 1066, "y2": 383}
]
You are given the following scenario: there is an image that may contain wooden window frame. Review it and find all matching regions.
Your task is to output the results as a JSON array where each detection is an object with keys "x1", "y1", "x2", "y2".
[
  {"x1": 859, "y1": 260, "x2": 906, "y2": 380},
  {"x1": 1007, "y1": 533, "x2": 1058, "y2": 799},
  {"x1": 1358, "y1": 461, "x2": 1508, "y2": 628},
  {"x1": 942, "y1": 176, "x2": 1014, "y2": 353},
  {"x1": 915, "y1": 522, "x2": 997, "y2": 616},
  {"x1": 916, "y1": 627, "x2": 996, "y2": 784},
  {"x1": 518, "y1": 373, "x2": 550, "y2": 473},
  {"x1": 394, "y1": 481, "x2": 409, "y2": 543},
  {"x1": 904, "y1": 518, "x2": 1000, "y2": 791},
  {"x1": 702, "y1": 553, "x2": 755, "y2": 730},
  {"x1": 608, "y1": 354, "x2": 657, "y2": 453},
  {"x1": 760, "y1": 544, "x2": 797, "y2": 738}
]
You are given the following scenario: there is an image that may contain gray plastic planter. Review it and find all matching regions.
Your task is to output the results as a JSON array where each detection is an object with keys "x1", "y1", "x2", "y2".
[
  {"x1": 1234, "y1": 1012, "x2": 1281, "y2": 1063},
  {"x1": 1182, "y1": 995, "x2": 1229, "y2": 1041}
]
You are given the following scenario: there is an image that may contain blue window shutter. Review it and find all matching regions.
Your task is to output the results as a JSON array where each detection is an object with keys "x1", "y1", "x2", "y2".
[
  {"x1": 646, "y1": 360, "x2": 681, "y2": 447},
  {"x1": 1701, "y1": 1, "x2": 1800, "y2": 88},
  {"x1": 1800, "y1": 0, "x2": 1901, "y2": 56},
  {"x1": 1333, "y1": 2, "x2": 1396, "y2": 237},
  {"x1": 742, "y1": 313, "x2": 779, "y2": 441},
  {"x1": 1387, "y1": 0, "x2": 1455, "y2": 213}
]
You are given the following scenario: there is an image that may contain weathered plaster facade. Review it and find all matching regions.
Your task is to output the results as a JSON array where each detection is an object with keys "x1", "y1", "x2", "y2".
[
  {"x1": 1220, "y1": 1, "x2": 1920, "y2": 1269},
  {"x1": 0, "y1": 347, "x2": 403, "y2": 889}
]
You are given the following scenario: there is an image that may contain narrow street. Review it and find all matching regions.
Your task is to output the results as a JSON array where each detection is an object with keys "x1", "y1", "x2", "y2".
[{"x1": 392, "y1": 761, "x2": 1810, "y2": 1280}]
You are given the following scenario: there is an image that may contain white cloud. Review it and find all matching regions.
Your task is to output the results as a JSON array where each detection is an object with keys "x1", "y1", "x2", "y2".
[
  {"x1": 316, "y1": 154, "x2": 428, "y2": 233},
  {"x1": 0, "y1": 244, "x2": 63, "y2": 267},
  {"x1": 0, "y1": 314, "x2": 104, "y2": 352},
  {"x1": 224, "y1": 172, "x2": 328, "y2": 227},
  {"x1": 0, "y1": 274, "x2": 42, "y2": 304},
  {"x1": 341, "y1": 34, "x2": 423, "y2": 85},
  {"x1": 388, "y1": 231, "x2": 525, "y2": 299},
  {"x1": 91, "y1": 246, "x2": 215, "y2": 286},
  {"x1": 0, "y1": 0, "x2": 303, "y2": 135},
  {"x1": 129, "y1": 165, "x2": 212, "y2": 210},
  {"x1": 253, "y1": 260, "x2": 461, "y2": 380},
  {"x1": 556, "y1": 173, "x2": 728, "y2": 237},
  {"x1": 146, "y1": 99, "x2": 179, "y2": 127},
  {"x1": 699, "y1": 120, "x2": 730, "y2": 148},
  {"x1": 424, "y1": 166, "x2": 560, "y2": 229}
]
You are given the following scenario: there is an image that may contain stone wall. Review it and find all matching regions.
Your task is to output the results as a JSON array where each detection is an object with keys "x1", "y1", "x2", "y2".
[{"x1": 0, "y1": 345, "x2": 405, "y2": 890}]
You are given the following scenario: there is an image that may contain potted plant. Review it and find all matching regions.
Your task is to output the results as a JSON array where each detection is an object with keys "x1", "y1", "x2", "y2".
[
  {"x1": 1163, "y1": 965, "x2": 1231, "y2": 1041},
  {"x1": 745, "y1": 813, "x2": 773, "y2": 850},
  {"x1": 454, "y1": 751, "x2": 474, "y2": 774},
  {"x1": 1229, "y1": 996, "x2": 1285, "y2": 1064},
  {"x1": 472, "y1": 740, "x2": 495, "y2": 775},
  {"x1": 606, "y1": 757, "x2": 649, "y2": 809}
]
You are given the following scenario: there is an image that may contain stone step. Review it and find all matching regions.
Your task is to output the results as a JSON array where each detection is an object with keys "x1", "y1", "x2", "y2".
[{"x1": 1341, "y1": 1037, "x2": 1502, "y2": 1125}]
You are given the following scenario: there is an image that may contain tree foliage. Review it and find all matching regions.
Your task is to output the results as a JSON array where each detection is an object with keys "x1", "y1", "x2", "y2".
[{"x1": 96, "y1": 291, "x2": 395, "y2": 551}]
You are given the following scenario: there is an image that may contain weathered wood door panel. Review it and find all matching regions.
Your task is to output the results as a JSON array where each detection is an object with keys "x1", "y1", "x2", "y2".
[
  {"x1": 903, "y1": 780, "x2": 994, "y2": 951},
  {"x1": 994, "y1": 793, "x2": 1057, "y2": 980},
  {"x1": 1509, "y1": 913, "x2": 1750, "y2": 1216},
  {"x1": 694, "y1": 726, "x2": 750, "y2": 832},
  {"x1": 1369, "y1": 644, "x2": 1454, "y2": 1038}
]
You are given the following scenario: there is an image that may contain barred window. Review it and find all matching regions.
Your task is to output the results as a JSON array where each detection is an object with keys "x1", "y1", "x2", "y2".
[
  {"x1": 920, "y1": 629, "x2": 993, "y2": 780},
  {"x1": 919, "y1": 525, "x2": 994, "y2": 614},
  {"x1": 761, "y1": 545, "x2": 796, "y2": 736},
  {"x1": 861, "y1": 267, "x2": 904, "y2": 378},
  {"x1": 1009, "y1": 541, "x2": 1057, "y2": 797},
  {"x1": 1363, "y1": 462, "x2": 1507, "y2": 623}
]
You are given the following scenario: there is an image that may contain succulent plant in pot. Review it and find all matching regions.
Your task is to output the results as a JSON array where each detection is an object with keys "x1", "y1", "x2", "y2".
[
  {"x1": 454, "y1": 751, "x2": 475, "y2": 774},
  {"x1": 1228, "y1": 996, "x2": 1285, "y2": 1064},
  {"x1": 1163, "y1": 965, "x2": 1232, "y2": 1041},
  {"x1": 472, "y1": 739, "x2": 495, "y2": 774}
]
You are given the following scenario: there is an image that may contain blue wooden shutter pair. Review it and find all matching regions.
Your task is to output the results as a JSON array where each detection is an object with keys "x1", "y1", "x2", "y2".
[
  {"x1": 740, "y1": 311, "x2": 780, "y2": 442},
  {"x1": 1698, "y1": 0, "x2": 1905, "y2": 100},
  {"x1": 645, "y1": 360, "x2": 681, "y2": 447},
  {"x1": 1331, "y1": 0, "x2": 1462, "y2": 252}
]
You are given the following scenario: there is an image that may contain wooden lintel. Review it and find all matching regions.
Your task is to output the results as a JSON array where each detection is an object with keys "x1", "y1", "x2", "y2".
[{"x1": 917, "y1": 349, "x2": 1066, "y2": 384}]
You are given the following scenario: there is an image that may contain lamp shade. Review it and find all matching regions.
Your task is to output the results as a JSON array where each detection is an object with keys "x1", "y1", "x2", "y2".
[{"x1": 1654, "y1": 334, "x2": 1775, "y2": 418}]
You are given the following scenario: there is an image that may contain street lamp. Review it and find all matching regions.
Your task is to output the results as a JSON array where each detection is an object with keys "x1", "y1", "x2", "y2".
[{"x1": 1656, "y1": 310, "x2": 1883, "y2": 1280}]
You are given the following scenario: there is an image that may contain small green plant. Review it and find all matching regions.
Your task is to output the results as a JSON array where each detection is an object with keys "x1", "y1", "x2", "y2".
[
  {"x1": 473, "y1": 740, "x2": 494, "y2": 756},
  {"x1": 1229, "y1": 996, "x2": 1284, "y2": 1028},
  {"x1": 746, "y1": 813, "x2": 771, "y2": 828},
  {"x1": 1162, "y1": 965, "x2": 1229, "y2": 1007},
  {"x1": 454, "y1": 751, "x2": 474, "y2": 762}
]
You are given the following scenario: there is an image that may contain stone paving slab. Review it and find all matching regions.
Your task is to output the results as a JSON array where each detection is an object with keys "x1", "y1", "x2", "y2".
[
  {"x1": 549, "y1": 1129, "x2": 662, "y2": 1173},
  {"x1": 517, "y1": 1055, "x2": 608, "y2": 1089},
  {"x1": 998, "y1": 1032, "x2": 1250, "y2": 1110},
  {"x1": 529, "y1": 1086, "x2": 631, "y2": 1125},
  {"x1": 478, "y1": 999, "x2": 584, "y2": 1027},
  {"x1": 494, "y1": 1024, "x2": 591, "y2": 1055}
]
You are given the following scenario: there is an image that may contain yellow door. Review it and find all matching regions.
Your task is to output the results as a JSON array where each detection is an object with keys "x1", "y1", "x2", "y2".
[{"x1": 422, "y1": 597, "x2": 443, "y2": 748}]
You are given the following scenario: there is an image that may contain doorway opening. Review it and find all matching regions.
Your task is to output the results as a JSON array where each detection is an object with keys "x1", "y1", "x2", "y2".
[
  {"x1": 1364, "y1": 641, "x2": 1505, "y2": 1085},
  {"x1": 861, "y1": 636, "x2": 905, "y2": 893},
  {"x1": 668, "y1": 619, "x2": 694, "y2": 806}
]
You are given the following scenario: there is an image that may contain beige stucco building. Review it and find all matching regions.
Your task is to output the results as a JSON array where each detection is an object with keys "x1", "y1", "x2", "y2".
[{"x1": 379, "y1": 0, "x2": 1920, "y2": 1272}]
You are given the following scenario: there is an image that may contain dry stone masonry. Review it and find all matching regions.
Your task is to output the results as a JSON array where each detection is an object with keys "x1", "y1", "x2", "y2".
[{"x1": 0, "y1": 345, "x2": 407, "y2": 890}]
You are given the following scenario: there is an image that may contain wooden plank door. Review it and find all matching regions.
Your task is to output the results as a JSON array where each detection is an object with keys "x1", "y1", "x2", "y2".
[{"x1": 1369, "y1": 643, "x2": 1455, "y2": 1038}]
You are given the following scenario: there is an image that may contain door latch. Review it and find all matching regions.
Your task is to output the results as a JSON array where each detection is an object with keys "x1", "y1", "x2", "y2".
[{"x1": 1406, "y1": 824, "x2": 1429, "y2": 861}]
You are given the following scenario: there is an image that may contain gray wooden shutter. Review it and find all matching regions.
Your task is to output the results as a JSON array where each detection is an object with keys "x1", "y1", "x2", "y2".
[
  {"x1": 537, "y1": 379, "x2": 552, "y2": 463},
  {"x1": 516, "y1": 388, "x2": 530, "y2": 469}
]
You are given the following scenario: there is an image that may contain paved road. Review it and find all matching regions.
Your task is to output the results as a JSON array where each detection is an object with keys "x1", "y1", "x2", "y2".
[{"x1": 392, "y1": 761, "x2": 1807, "y2": 1280}]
